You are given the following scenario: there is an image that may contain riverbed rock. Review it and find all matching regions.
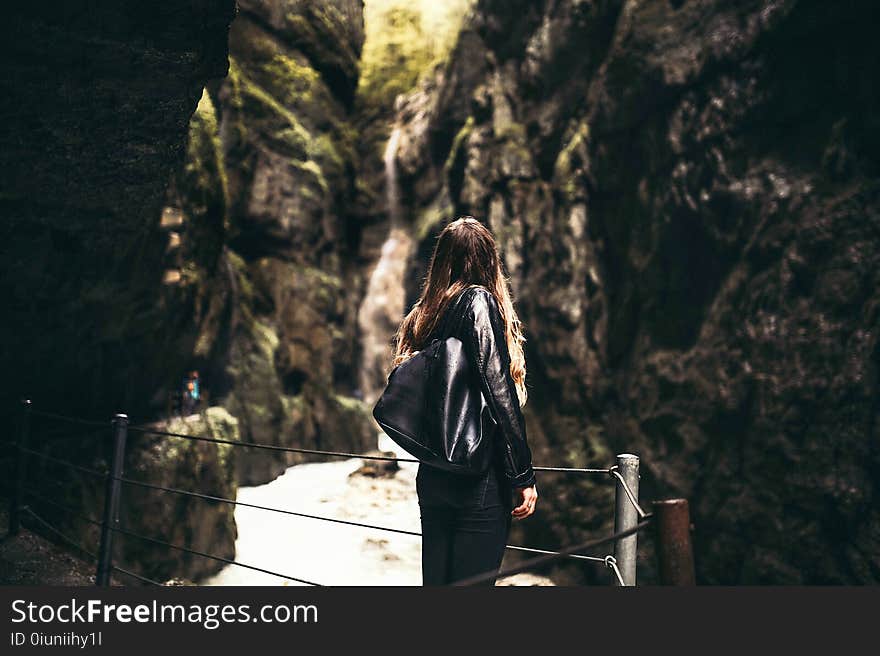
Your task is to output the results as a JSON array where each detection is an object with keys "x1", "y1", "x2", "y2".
[{"x1": 350, "y1": 450, "x2": 401, "y2": 478}]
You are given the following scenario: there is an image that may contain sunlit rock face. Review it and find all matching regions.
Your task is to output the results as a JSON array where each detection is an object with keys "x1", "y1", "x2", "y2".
[
  {"x1": 394, "y1": 0, "x2": 880, "y2": 584},
  {"x1": 180, "y1": 0, "x2": 376, "y2": 485}
]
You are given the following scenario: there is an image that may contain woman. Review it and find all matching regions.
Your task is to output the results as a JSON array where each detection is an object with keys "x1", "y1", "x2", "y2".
[{"x1": 391, "y1": 216, "x2": 539, "y2": 586}]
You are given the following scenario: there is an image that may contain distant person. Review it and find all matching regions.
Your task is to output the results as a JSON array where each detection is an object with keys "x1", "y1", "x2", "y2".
[
  {"x1": 190, "y1": 371, "x2": 201, "y2": 410},
  {"x1": 389, "y1": 216, "x2": 538, "y2": 586},
  {"x1": 181, "y1": 370, "x2": 200, "y2": 416}
]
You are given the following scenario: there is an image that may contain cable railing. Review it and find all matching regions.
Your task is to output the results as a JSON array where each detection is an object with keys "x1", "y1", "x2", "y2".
[{"x1": 5, "y1": 400, "x2": 697, "y2": 587}]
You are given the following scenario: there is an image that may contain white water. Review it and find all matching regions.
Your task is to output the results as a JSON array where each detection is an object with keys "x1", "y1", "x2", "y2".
[
  {"x1": 202, "y1": 432, "x2": 423, "y2": 586},
  {"x1": 200, "y1": 431, "x2": 552, "y2": 587},
  {"x1": 356, "y1": 125, "x2": 416, "y2": 406},
  {"x1": 384, "y1": 124, "x2": 403, "y2": 226}
]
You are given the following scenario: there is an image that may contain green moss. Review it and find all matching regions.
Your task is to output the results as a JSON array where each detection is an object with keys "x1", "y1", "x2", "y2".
[
  {"x1": 227, "y1": 56, "x2": 357, "y2": 192},
  {"x1": 251, "y1": 317, "x2": 280, "y2": 359},
  {"x1": 185, "y1": 90, "x2": 223, "y2": 194},
  {"x1": 157, "y1": 407, "x2": 241, "y2": 474},
  {"x1": 230, "y1": 59, "x2": 313, "y2": 159},
  {"x1": 284, "y1": 9, "x2": 359, "y2": 76},
  {"x1": 357, "y1": 0, "x2": 473, "y2": 113},
  {"x1": 415, "y1": 195, "x2": 454, "y2": 241},
  {"x1": 333, "y1": 393, "x2": 369, "y2": 413},
  {"x1": 262, "y1": 53, "x2": 321, "y2": 104},
  {"x1": 554, "y1": 120, "x2": 590, "y2": 199},
  {"x1": 169, "y1": 88, "x2": 229, "y2": 295},
  {"x1": 494, "y1": 121, "x2": 527, "y2": 143},
  {"x1": 225, "y1": 250, "x2": 257, "y2": 319},
  {"x1": 291, "y1": 159, "x2": 328, "y2": 194},
  {"x1": 224, "y1": 57, "x2": 248, "y2": 147},
  {"x1": 307, "y1": 133, "x2": 345, "y2": 179},
  {"x1": 291, "y1": 264, "x2": 343, "y2": 308},
  {"x1": 444, "y1": 115, "x2": 474, "y2": 176},
  {"x1": 303, "y1": 265, "x2": 342, "y2": 289}
]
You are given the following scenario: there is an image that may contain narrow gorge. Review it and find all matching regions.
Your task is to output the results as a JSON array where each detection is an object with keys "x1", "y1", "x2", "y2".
[{"x1": 2, "y1": 0, "x2": 878, "y2": 585}]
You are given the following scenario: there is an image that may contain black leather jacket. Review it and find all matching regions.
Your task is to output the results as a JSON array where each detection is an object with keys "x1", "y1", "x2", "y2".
[{"x1": 428, "y1": 285, "x2": 537, "y2": 489}]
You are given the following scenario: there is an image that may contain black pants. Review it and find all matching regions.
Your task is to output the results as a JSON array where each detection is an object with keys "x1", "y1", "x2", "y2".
[{"x1": 416, "y1": 460, "x2": 513, "y2": 586}]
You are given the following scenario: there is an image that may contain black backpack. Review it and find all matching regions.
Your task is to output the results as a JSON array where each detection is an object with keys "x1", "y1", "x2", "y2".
[{"x1": 371, "y1": 287, "x2": 495, "y2": 475}]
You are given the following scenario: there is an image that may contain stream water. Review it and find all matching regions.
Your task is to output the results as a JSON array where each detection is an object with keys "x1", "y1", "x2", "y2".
[
  {"x1": 201, "y1": 430, "x2": 554, "y2": 586},
  {"x1": 202, "y1": 431, "x2": 423, "y2": 586}
]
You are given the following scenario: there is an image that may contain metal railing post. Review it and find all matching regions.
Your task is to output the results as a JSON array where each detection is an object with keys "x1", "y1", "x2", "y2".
[
  {"x1": 654, "y1": 498, "x2": 696, "y2": 585},
  {"x1": 8, "y1": 399, "x2": 32, "y2": 536},
  {"x1": 613, "y1": 453, "x2": 640, "y2": 586},
  {"x1": 95, "y1": 413, "x2": 128, "y2": 586}
]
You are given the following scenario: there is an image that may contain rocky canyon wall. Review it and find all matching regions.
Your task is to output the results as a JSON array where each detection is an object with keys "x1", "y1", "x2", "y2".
[
  {"x1": 2, "y1": 0, "x2": 381, "y2": 582},
  {"x1": 0, "y1": 1, "x2": 236, "y2": 419},
  {"x1": 392, "y1": 0, "x2": 880, "y2": 583},
  {"x1": 169, "y1": 0, "x2": 377, "y2": 484},
  {"x1": 0, "y1": 1, "x2": 241, "y2": 582}
]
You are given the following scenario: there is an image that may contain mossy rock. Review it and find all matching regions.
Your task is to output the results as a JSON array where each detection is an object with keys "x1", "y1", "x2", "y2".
[{"x1": 117, "y1": 407, "x2": 241, "y2": 583}]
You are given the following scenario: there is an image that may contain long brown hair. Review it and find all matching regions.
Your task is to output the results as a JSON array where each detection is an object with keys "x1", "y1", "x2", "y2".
[{"x1": 391, "y1": 216, "x2": 528, "y2": 406}]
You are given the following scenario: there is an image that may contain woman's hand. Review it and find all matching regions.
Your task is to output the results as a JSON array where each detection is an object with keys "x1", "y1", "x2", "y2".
[{"x1": 512, "y1": 484, "x2": 538, "y2": 520}]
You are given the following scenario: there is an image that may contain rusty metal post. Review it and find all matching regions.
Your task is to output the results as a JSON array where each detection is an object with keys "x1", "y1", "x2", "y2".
[
  {"x1": 613, "y1": 453, "x2": 640, "y2": 586},
  {"x1": 654, "y1": 498, "x2": 696, "y2": 585},
  {"x1": 95, "y1": 413, "x2": 128, "y2": 586},
  {"x1": 8, "y1": 399, "x2": 32, "y2": 536}
]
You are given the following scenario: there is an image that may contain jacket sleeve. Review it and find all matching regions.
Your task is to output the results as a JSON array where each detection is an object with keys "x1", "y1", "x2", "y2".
[{"x1": 461, "y1": 289, "x2": 536, "y2": 488}]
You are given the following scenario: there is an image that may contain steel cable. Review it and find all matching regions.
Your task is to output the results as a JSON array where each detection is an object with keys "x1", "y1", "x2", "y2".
[
  {"x1": 21, "y1": 471, "x2": 649, "y2": 586},
  {"x1": 21, "y1": 507, "x2": 97, "y2": 562},
  {"x1": 609, "y1": 466, "x2": 650, "y2": 518},
  {"x1": 23, "y1": 487, "x2": 104, "y2": 527},
  {"x1": 111, "y1": 565, "x2": 163, "y2": 586},
  {"x1": 27, "y1": 407, "x2": 617, "y2": 474},
  {"x1": 29, "y1": 409, "x2": 110, "y2": 429},
  {"x1": 16, "y1": 406, "x2": 657, "y2": 586},
  {"x1": 117, "y1": 475, "x2": 610, "y2": 564},
  {"x1": 452, "y1": 518, "x2": 654, "y2": 586},
  {"x1": 128, "y1": 424, "x2": 614, "y2": 474},
  {"x1": 534, "y1": 466, "x2": 611, "y2": 474},
  {"x1": 505, "y1": 544, "x2": 607, "y2": 563},
  {"x1": 22, "y1": 505, "x2": 164, "y2": 586},
  {"x1": 604, "y1": 555, "x2": 626, "y2": 586},
  {"x1": 127, "y1": 424, "x2": 420, "y2": 463},
  {"x1": 118, "y1": 475, "x2": 422, "y2": 537},
  {"x1": 108, "y1": 524, "x2": 322, "y2": 587},
  {"x1": 19, "y1": 447, "x2": 108, "y2": 479}
]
